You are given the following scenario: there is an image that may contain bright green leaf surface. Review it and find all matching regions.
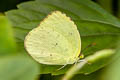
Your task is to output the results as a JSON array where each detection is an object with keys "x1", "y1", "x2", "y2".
[
  {"x1": 0, "y1": 56, "x2": 39, "y2": 80},
  {"x1": 6, "y1": 0, "x2": 120, "y2": 75},
  {"x1": 0, "y1": 15, "x2": 16, "y2": 55}
]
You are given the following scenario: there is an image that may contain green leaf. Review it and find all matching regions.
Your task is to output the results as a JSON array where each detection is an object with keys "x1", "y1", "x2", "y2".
[
  {"x1": 0, "y1": 55, "x2": 39, "y2": 80},
  {"x1": 5, "y1": 0, "x2": 120, "y2": 75},
  {"x1": 0, "y1": 15, "x2": 16, "y2": 55},
  {"x1": 35, "y1": 0, "x2": 120, "y2": 27}
]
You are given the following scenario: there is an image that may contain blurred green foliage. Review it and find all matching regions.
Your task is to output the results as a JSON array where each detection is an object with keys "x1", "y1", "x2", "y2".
[
  {"x1": 100, "y1": 40, "x2": 120, "y2": 80},
  {"x1": 0, "y1": 56, "x2": 39, "y2": 80},
  {"x1": 0, "y1": 15, "x2": 16, "y2": 55},
  {"x1": 0, "y1": 15, "x2": 39, "y2": 80},
  {"x1": 0, "y1": 0, "x2": 120, "y2": 80}
]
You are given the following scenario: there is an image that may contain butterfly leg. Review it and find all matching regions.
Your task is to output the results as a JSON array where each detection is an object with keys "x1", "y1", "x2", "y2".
[
  {"x1": 74, "y1": 58, "x2": 79, "y2": 65},
  {"x1": 57, "y1": 58, "x2": 70, "y2": 71},
  {"x1": 57, "y1": 64, "x2": 68, "y2": 71}
]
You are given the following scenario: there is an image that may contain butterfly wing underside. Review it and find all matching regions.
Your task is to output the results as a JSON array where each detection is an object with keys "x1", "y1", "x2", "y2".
[{"x1": 24, "y1": 11, "x2": 81, "y2": 65}]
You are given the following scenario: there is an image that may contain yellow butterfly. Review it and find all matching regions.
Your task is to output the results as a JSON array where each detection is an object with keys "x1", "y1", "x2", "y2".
[{"x1": 24, "y1": 11, "x2": 81, "y2": 65}]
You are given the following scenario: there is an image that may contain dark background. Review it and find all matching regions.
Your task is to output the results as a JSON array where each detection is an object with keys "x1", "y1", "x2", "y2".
[{"x1": 0, "y1": 0, "x2": 119, "y2": 17}]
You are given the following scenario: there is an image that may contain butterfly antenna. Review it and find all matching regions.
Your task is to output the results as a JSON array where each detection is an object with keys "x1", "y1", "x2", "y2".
[{"x1": 79, "y1": 43, "x2": 96, "y2": 57}]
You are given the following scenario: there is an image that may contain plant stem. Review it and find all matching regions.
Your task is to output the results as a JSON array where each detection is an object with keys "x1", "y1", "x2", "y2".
[
  {"x1": 62, "y1": 60, "x2": 87, "y2": 80},
  {"x1": 62, "y1": 49, "x2": 115, "y2": 80}
]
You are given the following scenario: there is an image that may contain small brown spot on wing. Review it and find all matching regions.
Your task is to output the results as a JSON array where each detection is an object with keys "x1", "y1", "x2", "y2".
[
  {"x1": 69, "y1": 32, "x2": 73, "y2": 35},
  {"x1": 50, "y1": 54, "x2": 52, "y2": 56}
]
